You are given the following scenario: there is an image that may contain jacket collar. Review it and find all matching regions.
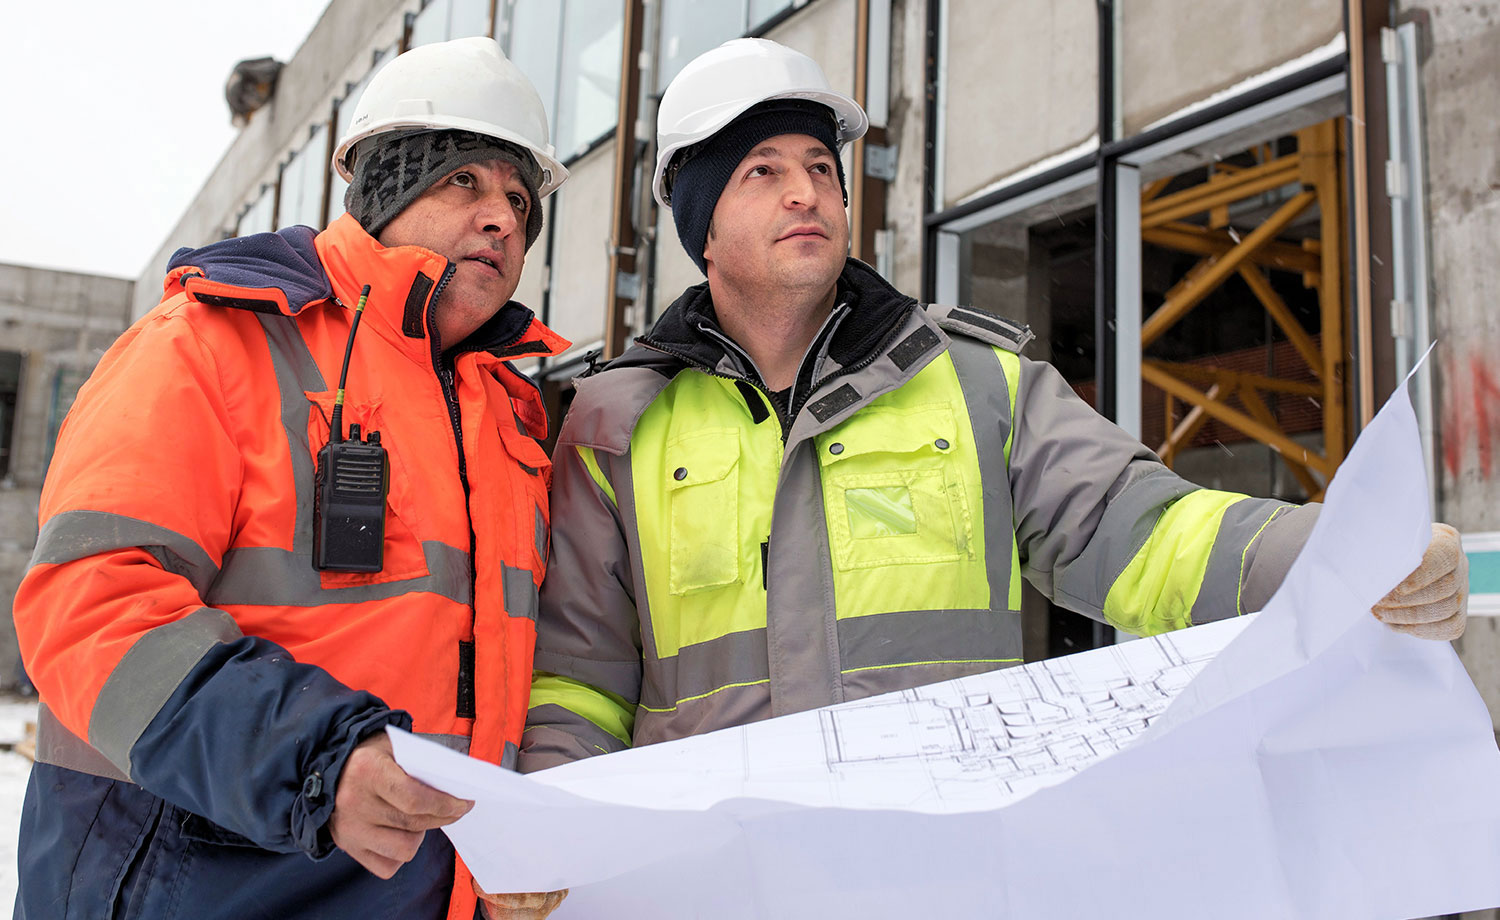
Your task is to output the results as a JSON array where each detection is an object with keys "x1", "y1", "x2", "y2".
[
  {"x1": 164, "y1": 214, "x2": 568, "y2": 365},
  {"x1": 627, "y1": 258, "x2": 919, "y2": 380}
]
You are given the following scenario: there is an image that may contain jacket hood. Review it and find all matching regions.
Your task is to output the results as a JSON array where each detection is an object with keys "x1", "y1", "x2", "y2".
[
  {"x1": 165, "y1": 226, "x2": 330, "y2": 316},
  {"x1": 623, "y1": 258, "x2": 918, "y2": 379},
  {"x1": 161, "y1": 216, "x2": 568, "y2": 364}
]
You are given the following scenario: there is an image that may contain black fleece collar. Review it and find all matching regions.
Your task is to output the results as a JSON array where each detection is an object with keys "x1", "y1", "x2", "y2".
[{"x1": 625, "y1": 258, "x2": 919, "y2": 381}]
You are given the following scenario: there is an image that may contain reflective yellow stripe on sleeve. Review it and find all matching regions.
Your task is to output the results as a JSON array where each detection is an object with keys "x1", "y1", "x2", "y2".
[
  {"x1": 529, "y1": 673, "x2": 635, "y2": 746},
  {"x1": 1102, "y1": 490, "x2": 1249, "y2": 636}
]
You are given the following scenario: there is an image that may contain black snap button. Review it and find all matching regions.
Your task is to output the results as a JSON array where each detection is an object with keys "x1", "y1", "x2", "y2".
[
  {"x1": 829, "y1": 443, "x2": 844, "y2": 455},
  {"x1": 935, "y1": 438, "x2": 950, "y2": 450},
  {"x1": 673, "y1": 467, "x2": 688, "y2": 481}
]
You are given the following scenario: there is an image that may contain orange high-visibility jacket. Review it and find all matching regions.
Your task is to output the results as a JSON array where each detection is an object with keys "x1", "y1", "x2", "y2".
[{"x1": 13, "y1": 214, "x2": 567, "y2": 920}]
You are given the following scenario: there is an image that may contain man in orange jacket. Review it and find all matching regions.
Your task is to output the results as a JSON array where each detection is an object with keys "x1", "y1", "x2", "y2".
[{"x1": 13, "y1": 37, "x2": 566, "y2": 920}]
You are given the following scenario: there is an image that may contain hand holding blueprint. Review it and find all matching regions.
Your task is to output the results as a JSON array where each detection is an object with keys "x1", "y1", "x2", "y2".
[{"x1": 391, "y1": 378, "x2": 1500, "y2": 919}]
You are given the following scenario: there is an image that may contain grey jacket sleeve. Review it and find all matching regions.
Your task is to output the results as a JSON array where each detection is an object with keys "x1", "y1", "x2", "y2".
[
  {"x1": 519, "y1": 442, "x2": 643, "y2": 773},
  {"x1": 1007, "y1": 355, "x2": 1315, "y2": 631}
]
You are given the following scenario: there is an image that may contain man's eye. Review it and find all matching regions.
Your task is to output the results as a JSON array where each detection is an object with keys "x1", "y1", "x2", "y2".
[
  {"x1": 450, "y1": 171, "x2": 476, "y2": 188},
  {"x1": 747, "y1": 165, "x2": 771, "y2": 178},
  {"x1": 509, "y1": 193, "x2": 530, "y2": 213},
  {"x1": 811, "y1": 162, "x2": 833, "y2": 174}
]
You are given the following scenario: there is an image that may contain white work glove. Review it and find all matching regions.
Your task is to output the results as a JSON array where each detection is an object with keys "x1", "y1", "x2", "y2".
[
  {"x1": 473, "y1": 879, "x2": 569, "y2": 920},
  {"x1": 1372, "y1": 523, "x2": 1468, "y2": 640}
]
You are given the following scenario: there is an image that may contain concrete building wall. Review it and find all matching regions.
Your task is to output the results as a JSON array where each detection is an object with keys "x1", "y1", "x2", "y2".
[
  {"x1": 131, "y1": 0, "x2": 413, "y2": 320},
  {"x1": 0, "y1": 263, "x2": 133, "y2": 692},
  {"x1": 1407, "y1": 0, "x2": 1500, "y2": 730},
  {"x1": 1120, "y1": 0, "x2": 1343, "y2": 134},
  {"x1": 884, "y1": 0, "x2": 931, "y2": 297},
  {"x1": 941, "y1": 0, "x2": 1097, "y2": 207}
]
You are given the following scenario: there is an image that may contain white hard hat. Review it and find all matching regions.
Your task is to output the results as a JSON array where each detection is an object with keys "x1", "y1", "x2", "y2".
[
  {"x1": 653, "y1": 38, "x2": 868, "y2": 208},
  {"x1": 333, "y1": 36, "x2": 568, "y2": 198}
]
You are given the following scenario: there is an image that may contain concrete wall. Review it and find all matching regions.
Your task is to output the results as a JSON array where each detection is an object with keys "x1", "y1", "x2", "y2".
[
  {"x1": 1408, "y1": 0, "x2": 1500, "y2": 732},
  {"x1": 0, "y1": 263, "x2": 133, "y2": 693},
  {"x1": 1121, "y1": 0, "x2": 1343, "y2": 134},
  {"x1": 942, "y1": 0, "x2": 1097, "y2": 207},
  {"x1": 884, "y1": 0, "x2": 930, "y2": 297},
  {"x1": 132, "y1": 0, "x2": 413, "y2": 320}
]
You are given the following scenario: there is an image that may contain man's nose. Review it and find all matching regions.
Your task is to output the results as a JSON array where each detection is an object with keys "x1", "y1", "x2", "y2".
[
  {"x1": 781, "y1": 167, "x2": 817, "y2": 208},
  {"x1": 477, "y1": 191, "x2": 521, "y2": 237}
]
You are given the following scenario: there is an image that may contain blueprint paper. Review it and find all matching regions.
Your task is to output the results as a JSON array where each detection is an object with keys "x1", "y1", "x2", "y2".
[{"x1": 391, "y1": 378, "x2": 1500, "y2": 919}]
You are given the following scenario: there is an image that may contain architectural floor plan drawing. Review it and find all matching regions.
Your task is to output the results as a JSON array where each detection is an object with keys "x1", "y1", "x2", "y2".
[
  {"x1": 393, "y1": 377, "x2": 1500, "y2": 919},
  {"x1": 813, "y1": 614, "x2": 1253, "y2": 810}
]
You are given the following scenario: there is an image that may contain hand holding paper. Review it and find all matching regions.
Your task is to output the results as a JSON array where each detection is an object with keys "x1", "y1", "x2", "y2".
[{"x1": 1373, "y1": 522, "x2": 1469, "y2": 639}]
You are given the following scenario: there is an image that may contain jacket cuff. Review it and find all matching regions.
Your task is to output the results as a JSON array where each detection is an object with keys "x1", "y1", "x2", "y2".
[{"x1": 291, "y1": 707, "x2": 413, "y2": 857}]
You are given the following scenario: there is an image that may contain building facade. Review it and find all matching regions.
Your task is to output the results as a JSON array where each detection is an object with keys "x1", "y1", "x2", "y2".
[
  {"x1": 0, "y1": 264, "x2": 134, "y2": 690},
  {"x1": 127, "y1": 0, "x2": 1500, "y2": 728}
]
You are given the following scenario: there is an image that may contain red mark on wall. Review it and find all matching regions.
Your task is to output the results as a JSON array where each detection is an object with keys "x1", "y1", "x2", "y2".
[{"x1": 1442, "y1": 345, "x2": 1500, "y2": 481}]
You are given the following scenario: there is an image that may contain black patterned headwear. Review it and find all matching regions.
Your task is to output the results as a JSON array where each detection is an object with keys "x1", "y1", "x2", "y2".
[{"x1": 344, "y1": 129, "x2": 545, "y2": 249}]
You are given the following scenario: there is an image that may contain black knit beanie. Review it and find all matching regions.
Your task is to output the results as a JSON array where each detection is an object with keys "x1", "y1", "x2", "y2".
[
  {"x1": 345, "y1": 129, "x2": 545, "y2": 249},
  {"x1": 669, "y1": 101, "x2": 846, "y2": 274}
]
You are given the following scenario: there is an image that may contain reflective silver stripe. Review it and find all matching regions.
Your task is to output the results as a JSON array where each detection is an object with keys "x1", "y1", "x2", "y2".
[
  {"x1": 520, "y1": 713, "x2": 629, "y2": 771},
  {"x1": 1191, "y1": 498, "x2": 1295, "y2": 624},
  {"x1": 501, "y1": 740, "x2": 519, "y2": 770},
  {"x1": 842, "y1": 657, "x2": 1023, "y2": 703},
  {"x1": 503, "y1": 564, "x2": 538, "y2": 620},
  {"x1": 633, "y1": 680, "x2": 771, "y2": 748},
  {"x1": 90, "y1": 607, "x2": 244, "y2": 776},
  {"x1": 207, "y1": 541, "x2": 471, "y2": 607},
  {"x1": 765, "y1": 436, "x2": 841, "y2": 717},
  {"x1": 31, "y1": 511, "x2": 220, "y2": 597},
  {"x1": 610, "y1": 446, "x2": 658, "y2": 664},
  {"x1": 35, "y1": 702, "x2": 130, "y2": 782},
  {"x1": 534, "y1": 504, "x2": 546, "y2": 563},
  {"x1": 532, "y1": 651, "x2": 641, "y2": 703},
  {"x1": 1241, "y1": 503, "x2": 1320, "y2": 613},
  {"x1": 1052, "y1": 466, "x2": 1198, "y2": 618},
  {"x1": 256, "y1": 313, "x2": 326, "y2": 557},
  {"x1": 947, "y1": 337, "x2": 1018, "y2": 612},
  {"x1": 416, "y1": 732, "x2": 471, "y2": 755},
  {"x1": 837, "y1": 608, "x2": 1023, "y2": 671},
  {"x1": 639, "y1": 628, "x2": 770, "y2": 713}
]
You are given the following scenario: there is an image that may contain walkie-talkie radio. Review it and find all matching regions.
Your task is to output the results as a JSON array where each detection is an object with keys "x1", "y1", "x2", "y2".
[{"x1": 312, "y1": 285, "x2": 390, "y2": 572}]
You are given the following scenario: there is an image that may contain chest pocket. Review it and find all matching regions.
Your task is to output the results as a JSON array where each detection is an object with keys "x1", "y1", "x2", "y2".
[
  {"x1": 665, "y1": 428, "x2": 742, "y2": 596},
  {"x1": 817, "y1": 404, "x2": 974, "y2": 570}
]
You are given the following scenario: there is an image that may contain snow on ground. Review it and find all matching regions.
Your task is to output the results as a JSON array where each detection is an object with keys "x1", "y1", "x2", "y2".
[{"x1": 0, "y1": 697, "x2": 39, "y2": 918}]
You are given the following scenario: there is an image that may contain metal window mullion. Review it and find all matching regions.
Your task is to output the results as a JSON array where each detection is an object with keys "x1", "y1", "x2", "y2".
[{"x1": 1114, "y1": 163, "x2": 1142, "y2": 441}]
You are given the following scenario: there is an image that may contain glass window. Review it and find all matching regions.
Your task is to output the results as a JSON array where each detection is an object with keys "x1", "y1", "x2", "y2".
[
  {"x1": 277, "y1": 123, "x2": 328, "y2": 229},
  {"x1": 329, "y1": 45, "x2": 398, "y2": 221},
  {"x1": 748, "y1": 0, "x2": 792, "y2": 29},
  {"x1": 504, "y1": 0, "x2": 562, "y2": 134},
  {"x1": 449, "y1": 0, "x2": 491, "y2": 38},
  {"x1": 238, "y1": 183, "x2": 276, "y2": 237},
  {"x1": 555, "y1": 0, "x2": 622, "y2": 159},
  {"x1": 657, "y1": 0, "x2": 745, "y2": 91},
  {"x1": 409, "y1": 0, "x2": 453, "y2": 47}
]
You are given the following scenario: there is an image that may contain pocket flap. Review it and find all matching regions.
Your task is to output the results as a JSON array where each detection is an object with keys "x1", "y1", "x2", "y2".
[
  {"x1": 664, "y1": 428, "x2": 741, "y2": 490},
  {"x1": 821, "y1": 405, "x2": 958, "y2": 464}
]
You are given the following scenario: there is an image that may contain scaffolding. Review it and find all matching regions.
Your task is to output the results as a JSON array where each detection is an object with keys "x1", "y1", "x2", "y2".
[{"x1": 1140, "y1": 119, "x2": 1348, "y2": 500}]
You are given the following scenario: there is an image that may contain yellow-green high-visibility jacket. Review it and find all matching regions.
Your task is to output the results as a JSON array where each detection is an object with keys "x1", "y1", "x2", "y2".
[{"x1": 520, "y1": 259, "x2": 1316, "y2": 769}]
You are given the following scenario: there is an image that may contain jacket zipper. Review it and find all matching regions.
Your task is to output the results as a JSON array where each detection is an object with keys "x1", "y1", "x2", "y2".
[
  {"x1": 426, "y1": 264, "x2": 481, "y2": 722},
  {"x1": 638, "y1": 338, "x2": 784, "y2": 439}
]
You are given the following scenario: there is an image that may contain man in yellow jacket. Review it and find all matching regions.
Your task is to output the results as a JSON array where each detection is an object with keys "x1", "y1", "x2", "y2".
[{"x1": 520, "y1": 39, "x2": 1467, "y2": 770}]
